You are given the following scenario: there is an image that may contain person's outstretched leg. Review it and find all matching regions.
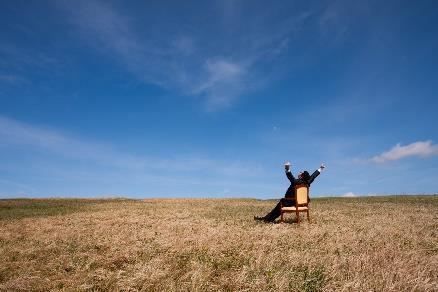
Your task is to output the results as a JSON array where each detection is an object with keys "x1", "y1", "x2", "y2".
[
  {"x1": 262, "y1": 200, "x2": 282, "y2": 222},
  {"x1": 255, "y1": 198, "x2": 295, "y2": 222},
  {"x1": 254, "y1": 186, "x2": 295, "y2": 222}
]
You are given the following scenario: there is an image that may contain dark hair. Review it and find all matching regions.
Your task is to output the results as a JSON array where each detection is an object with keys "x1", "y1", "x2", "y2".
[{"x1": 301, "y1": 171, "x2": 310, "y2": 183}]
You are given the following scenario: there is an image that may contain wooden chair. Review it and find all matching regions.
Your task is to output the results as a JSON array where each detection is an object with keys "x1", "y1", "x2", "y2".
[{"x1": 280, "y1": 184, "x2": 310, "y2": 224}]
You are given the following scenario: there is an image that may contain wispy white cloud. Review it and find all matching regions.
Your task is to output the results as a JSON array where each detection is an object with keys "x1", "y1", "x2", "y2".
[
  {"x1": 195, "y1": 59, "x2": 244, "y2": 93},
  {"x1": 56, "y1": 0, "x2": 311, "y2": 111},
  {"x1": 192, "y1": 59, "x2": 246, "y2": 109},
  {"x1": 343, "y1": 192, "x2": 357, "y2": 197},
  {"x1": 0, "y1": 115, "x2": 260, "y2": 176},
  {"x1": 370, "y1": 141, "x2": 438, "y2": 163},
  {"x1": 0, "y1": 115, "x2": 145, "y2": 169},
  {"x1": 58, "y1": 0, "x2": 245, "y2": 109},
  {"x1": 0, "y1": 115, "x2": 271, "y2": 196}
]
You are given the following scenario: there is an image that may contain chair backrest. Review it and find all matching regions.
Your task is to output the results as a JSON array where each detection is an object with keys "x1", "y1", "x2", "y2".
[{"x1": 295, "y1": 184, "x2": 309, "y2": 205}]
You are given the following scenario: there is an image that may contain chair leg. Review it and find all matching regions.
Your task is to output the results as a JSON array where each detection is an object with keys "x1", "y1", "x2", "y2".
[
  {"x1": 280, "y1": 211, "x2": 284, "y2": 223},
  {"x1": 296, "y1": 210, "x2": 300, "y2": 224},
  {"x1": 307, "y1": 210, "x2": 310, "y2": 223}
]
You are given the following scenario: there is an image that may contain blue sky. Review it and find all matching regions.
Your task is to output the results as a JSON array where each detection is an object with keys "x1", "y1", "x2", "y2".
[{"x1": 1, "y1": 0, "x2": 438, "y2": 198}]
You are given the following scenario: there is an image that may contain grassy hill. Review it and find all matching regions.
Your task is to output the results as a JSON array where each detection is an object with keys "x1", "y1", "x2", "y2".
[{"x1": 0, "y1": 196, "x2": 437, "y2": 291}]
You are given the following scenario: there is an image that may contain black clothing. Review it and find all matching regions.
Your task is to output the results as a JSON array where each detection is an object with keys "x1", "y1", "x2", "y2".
[
  {"x1": 263, "y1": 197, "x2": 296, "y2": 222},
  {"x1": 286, "y1": 169, "x2": 320, "y2": 188},
  {"x1": 262, "y1": 169, "x2": 320, "y2": 222}
]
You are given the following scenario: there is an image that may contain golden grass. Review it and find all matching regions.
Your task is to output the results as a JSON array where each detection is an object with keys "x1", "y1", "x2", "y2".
[{"x1": 0, "y1": 196, "x2": 437, "y2": 291}]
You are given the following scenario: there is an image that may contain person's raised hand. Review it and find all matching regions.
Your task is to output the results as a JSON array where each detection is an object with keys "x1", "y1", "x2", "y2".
[{"x1": 320, "y1": 163, "x2": 326, "y2": 170}]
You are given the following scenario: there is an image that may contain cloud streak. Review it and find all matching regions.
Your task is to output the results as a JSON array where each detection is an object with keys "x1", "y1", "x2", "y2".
[
  {"x1": 370, "y1": 141, "x2": 438, "y2": 163},
  {"x1": 57, "y1": 0, "x2": 310, "y2": 110},
  {"x1": 56, "y1": 0, "x2": 248, "y2": 110},
  {"x1": 0, "y1": 115, "x2": 260, "y2": 177}
]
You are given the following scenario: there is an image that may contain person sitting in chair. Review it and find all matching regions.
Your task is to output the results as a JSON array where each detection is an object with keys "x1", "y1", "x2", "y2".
[{"x1": 254, "y1": 162, "x2": 325, "y2": 222}]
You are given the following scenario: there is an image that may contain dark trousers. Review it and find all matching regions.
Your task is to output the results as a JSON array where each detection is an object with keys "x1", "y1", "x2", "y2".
[{"x1": 264, "y1": 187, "x2": 296, "y2": 221}]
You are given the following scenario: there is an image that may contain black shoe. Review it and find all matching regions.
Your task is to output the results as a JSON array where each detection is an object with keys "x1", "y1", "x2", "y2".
[{"x1": 254, "y1": 216, "x2": 265, "y2": 221}]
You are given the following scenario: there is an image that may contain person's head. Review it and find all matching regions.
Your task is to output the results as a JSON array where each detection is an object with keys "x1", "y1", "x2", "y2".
[{"x1": 298, "y1": 170, "x2": 310, "y2": 182}]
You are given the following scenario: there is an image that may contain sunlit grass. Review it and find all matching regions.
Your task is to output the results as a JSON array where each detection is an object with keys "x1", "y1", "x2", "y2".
[{"x1": 0, "y1": 196, "x2": 437, "y2": 291}]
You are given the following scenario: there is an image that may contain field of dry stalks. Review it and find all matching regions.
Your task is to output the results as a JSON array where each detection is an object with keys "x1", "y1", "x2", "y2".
[{"x1": 0, "y1": 196, "x2": 437, "y2": 291}]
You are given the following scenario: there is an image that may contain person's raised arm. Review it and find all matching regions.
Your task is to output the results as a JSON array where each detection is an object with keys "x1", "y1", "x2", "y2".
[
  {"x1": 284, "y1": 162, "x2": 295, "y2": 183},
  {"x1": 308, "y1": 163, "x2": 325, "y2": 185}
]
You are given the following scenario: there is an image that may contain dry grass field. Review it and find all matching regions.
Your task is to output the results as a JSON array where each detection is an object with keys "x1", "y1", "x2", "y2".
[{"x1": 0, "y1": 196, "x2": 437, "y2": 291}]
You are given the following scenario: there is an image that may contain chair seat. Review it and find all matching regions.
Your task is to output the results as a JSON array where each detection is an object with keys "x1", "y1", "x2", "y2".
[{"x1": 281, "y1": 206, "x2": 308, "y2": 211}]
